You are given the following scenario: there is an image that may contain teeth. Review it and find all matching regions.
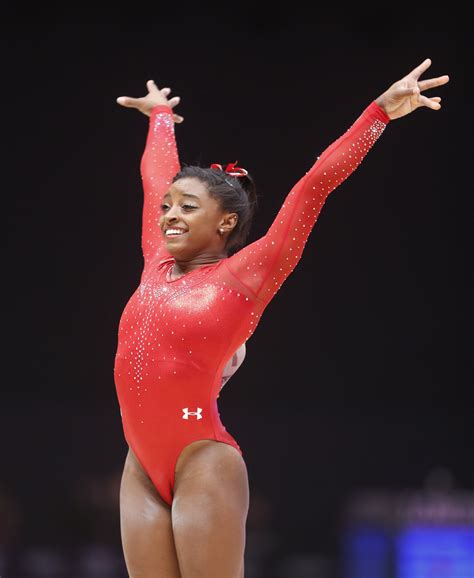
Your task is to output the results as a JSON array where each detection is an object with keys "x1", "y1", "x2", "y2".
[{"x1": 166, "y1": 229, "x2": 186, "y2": 236}]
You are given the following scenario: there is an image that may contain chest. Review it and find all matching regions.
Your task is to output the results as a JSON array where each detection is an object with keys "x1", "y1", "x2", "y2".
[{"x1": 123, "y1": 261, "x2": 255, "y2": 342}]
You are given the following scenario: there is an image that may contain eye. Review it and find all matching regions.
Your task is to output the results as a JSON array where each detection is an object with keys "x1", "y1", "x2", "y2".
[{"x1": 160, "y1": 203, "x2": 198, "y2": 212}]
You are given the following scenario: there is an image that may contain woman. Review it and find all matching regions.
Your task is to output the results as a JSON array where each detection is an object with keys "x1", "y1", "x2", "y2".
[{"x1": 114, "y1": 58, "x2": 449, "y2": 577}]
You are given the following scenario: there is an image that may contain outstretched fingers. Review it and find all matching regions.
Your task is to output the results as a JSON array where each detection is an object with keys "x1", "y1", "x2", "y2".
[
  {"x1": 146, "y1": 79, "x2": 161, "y2": 93},
  {"x1": 160, "y1": 86, "x2": 183, "y2": 121},
  {"x1": 418, "y1": 75, "x2": 450, "y2": 91},
  {"x1": 153, "y1": 82, "x2": 181, "y2": 110},
  {"x1": 168, "y1": 96, "x2": 181, "y2": 108},
  {"x1": 418, "y1": 94, "x2": 442, "y2": 110},
  {"x1": 408, "y1": 57, "x2": 433, "y2": 80},
  {"x1": 116, "y1": 80, "x2": 183, "y2": 121}
]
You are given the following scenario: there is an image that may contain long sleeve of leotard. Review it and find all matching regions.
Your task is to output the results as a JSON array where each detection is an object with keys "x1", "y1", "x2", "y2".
[
  {"x1": 225, "y1": 101, "x2": 390, "y2": 305},
  {"x1": 140, "y1": 105, "x2": 180, "y2": 275}
]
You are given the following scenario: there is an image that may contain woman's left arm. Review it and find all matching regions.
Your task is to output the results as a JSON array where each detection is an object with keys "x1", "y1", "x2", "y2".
[{"x1": 225, "y1": 59, "x2": 449, "y2": 304}]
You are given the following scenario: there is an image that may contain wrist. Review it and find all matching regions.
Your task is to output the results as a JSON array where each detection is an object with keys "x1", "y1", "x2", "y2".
[
  {"x1": 150, "y1": 104, "x2": 173, "y2": 116},
  {"x1": 372, "y1": 97, "x2": 391, "y2": 123},
  {"x1": 375, "y1": 95, "x2": 386, "y2": 112}
]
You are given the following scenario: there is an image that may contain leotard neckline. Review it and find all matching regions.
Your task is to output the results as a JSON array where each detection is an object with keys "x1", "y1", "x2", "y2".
[{"x1": 165, "y1": 260, "x2": 221, "y2": 283}]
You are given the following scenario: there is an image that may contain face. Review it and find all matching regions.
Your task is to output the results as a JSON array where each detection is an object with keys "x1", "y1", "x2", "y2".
[{"x1": 159, "y1": 177, "x2": 237, "y2": 260}]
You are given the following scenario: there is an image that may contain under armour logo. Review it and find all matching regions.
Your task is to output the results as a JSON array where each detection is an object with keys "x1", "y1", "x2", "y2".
[{"x1": 182, "y1": 407, "x2": 203, "y2": 420}]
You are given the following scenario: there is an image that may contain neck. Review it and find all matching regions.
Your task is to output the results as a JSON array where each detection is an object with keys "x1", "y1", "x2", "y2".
[{"x1": 172, "y1": 251, "x2": 227, "y2": 275}]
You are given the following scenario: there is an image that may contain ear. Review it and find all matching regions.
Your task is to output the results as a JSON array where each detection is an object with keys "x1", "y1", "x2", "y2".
[{"x1": 219, "y1": 212, "x2": 238, "y2": 234}]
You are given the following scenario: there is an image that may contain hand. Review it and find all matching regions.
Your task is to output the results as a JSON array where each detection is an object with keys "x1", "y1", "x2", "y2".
[
  {"x1": 375, "y1": 58, "x2": 449, "y2": 120},
  {"x1": 116, "y1": 80, "x2": 184, "y2": 123}
]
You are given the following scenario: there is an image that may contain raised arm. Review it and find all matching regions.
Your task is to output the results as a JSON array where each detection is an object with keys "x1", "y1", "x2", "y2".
[
  {"x1": 225, "y1": 58, "x2": 449, "y2": 304},
  {"x1": 117, "y1": 81, "x2": 184, "y2": 274},
  {"x1": 139, "y1": 105, "x2": 180, "y2": 270}
]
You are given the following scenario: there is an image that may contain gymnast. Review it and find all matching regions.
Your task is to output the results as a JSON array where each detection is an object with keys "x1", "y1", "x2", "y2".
[{"x1": 114, "y1": 58, "x2": 449, "y2": 577}]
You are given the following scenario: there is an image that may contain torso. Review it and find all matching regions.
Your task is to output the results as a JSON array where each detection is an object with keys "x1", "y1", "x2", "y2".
[{"x1": 113, "y1": 254, "x2": 259, "y2": 503}]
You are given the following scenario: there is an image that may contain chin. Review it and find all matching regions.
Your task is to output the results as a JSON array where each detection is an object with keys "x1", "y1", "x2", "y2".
[
  {"x1": 166, "y1": 246, "x2": 180, "y2": 258},
  {"x1": 166, "y1": 244, "x2": 191, "y2": 260}
]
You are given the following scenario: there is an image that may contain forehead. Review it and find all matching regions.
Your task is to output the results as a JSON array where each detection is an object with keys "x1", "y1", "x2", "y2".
[{"x1": 164, "y1": 177, "x2": 210, "y2": 200}]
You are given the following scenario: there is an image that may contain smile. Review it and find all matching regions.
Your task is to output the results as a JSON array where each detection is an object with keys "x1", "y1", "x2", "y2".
[{"x1": 165, "y1": 228, "x2": 187, "y2": 238}]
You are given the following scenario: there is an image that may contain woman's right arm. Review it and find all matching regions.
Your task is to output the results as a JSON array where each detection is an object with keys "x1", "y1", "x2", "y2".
[
  {"x1": 117, "y1": 81, "x2": 183, "y2": 274},
  {"x1": 140, "y1": 105, "x2": 180, "y2": 271}
]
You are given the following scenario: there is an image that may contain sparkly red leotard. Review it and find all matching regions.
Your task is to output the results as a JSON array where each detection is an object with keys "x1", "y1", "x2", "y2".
[{"x1": 114, "y1": 102, "x2": 390, "y2": 505}]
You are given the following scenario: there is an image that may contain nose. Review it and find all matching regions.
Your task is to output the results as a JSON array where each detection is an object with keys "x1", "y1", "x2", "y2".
[{"x1": 164, "y1": 204, "x2": 180, "y2": 224}]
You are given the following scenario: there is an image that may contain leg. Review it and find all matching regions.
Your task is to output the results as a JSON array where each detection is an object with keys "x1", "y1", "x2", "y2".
[
  {"x1": 120, "y1": 447, "x2": 182, "y2": 578},
  {"x1": 172, "y1": 440, "x2": 249, "y2": 578}
]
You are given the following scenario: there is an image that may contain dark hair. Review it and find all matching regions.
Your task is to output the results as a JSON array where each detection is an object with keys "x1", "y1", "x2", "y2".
[{"x1": 172, "y1": 164, "x2": 258, "y2": 255}]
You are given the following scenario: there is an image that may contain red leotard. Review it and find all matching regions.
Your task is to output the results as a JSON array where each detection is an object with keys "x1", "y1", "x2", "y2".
[{"x1": 114, "y1": 102, "x2": 390, "y2": 505}]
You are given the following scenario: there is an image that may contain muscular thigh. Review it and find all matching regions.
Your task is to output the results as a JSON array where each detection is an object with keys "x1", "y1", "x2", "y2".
[
  {"x1": 172, "y1": 441, "x2": 249, "y2": 578},
  {"x1": 120, "y1": 448, "x2": 181, "y2": 578}
]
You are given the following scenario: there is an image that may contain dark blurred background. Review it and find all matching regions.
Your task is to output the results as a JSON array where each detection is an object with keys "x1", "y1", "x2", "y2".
[{"x1": 3, "y1": 4, "x2": 472, "y2": 577}]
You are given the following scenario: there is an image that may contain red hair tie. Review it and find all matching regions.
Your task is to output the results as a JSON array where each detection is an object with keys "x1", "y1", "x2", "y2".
[{"x1": 210, "y1": 160, "x2": 248, "y2": 177}]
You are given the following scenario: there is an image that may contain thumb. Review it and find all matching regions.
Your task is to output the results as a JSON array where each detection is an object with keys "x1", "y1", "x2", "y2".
[
  {"x1": 396, "y1": 86, "x2": 420, "y2": 98},
  {"x1": 116, "y1": 96, "x2": 136, "y2": 107}
]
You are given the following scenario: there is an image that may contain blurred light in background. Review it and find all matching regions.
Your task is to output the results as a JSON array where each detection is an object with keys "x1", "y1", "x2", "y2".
[
  {"x1": 342, "y1": 527, "x2": 391, "y2": 578},
  {"x1": 397, "y1": 526, "x2": 474, "y2": 577},
  {"x1": 341, "y1": 471, "x2": 474, "y2": 578}
]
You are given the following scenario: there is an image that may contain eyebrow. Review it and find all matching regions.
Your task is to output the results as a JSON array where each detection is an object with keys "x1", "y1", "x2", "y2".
[{"x1": 163, "y1": 192, "x2": 201, "y2": 200}]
